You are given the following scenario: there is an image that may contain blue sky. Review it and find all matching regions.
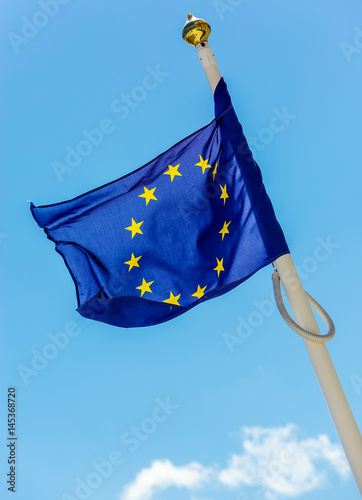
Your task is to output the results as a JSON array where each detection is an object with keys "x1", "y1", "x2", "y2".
[{"x1": 1, "y1": 1, "x2": 362, "y2": 499}]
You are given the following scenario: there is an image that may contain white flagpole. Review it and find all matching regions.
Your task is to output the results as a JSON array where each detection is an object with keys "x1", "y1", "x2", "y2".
[{"x1": 182, "y1": 14, "x2": 362, "y2": 494}]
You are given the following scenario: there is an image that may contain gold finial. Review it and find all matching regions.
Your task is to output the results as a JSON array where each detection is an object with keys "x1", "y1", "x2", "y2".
[{"x1": 182, "y1": 14, "x2": 211, "y2": 46}]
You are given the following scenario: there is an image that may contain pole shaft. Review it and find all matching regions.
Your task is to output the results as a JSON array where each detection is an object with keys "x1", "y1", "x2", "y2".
[
  {"x1": 195, "y1": 42, "x2": 220, "y2": 93},
  {"x1": 194, "y1": 42, "x2": 362, "y2": 494},
  {"x1": 275, "y1": 254, "x2": 362, "y2": 494}
]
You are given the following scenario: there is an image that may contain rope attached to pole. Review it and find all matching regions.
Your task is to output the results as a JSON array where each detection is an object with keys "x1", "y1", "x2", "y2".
[{"x1": 272, "y1": 270, "x2": 335, "y2": 343}]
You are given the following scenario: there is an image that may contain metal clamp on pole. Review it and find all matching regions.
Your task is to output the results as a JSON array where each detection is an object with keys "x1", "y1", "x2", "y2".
[{"x1": 272, "y1": 270, "x2": 335, "y2": 342}]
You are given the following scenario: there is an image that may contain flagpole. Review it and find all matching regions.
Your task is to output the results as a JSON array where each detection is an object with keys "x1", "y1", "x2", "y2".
[{"x1": 182, "y1": 14, "x2": 362, "y2": 494}]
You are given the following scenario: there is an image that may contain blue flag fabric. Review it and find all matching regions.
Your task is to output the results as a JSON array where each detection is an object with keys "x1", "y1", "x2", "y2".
[{"x1": 31, "y1": 78, "x2": 289, "y2": 328}]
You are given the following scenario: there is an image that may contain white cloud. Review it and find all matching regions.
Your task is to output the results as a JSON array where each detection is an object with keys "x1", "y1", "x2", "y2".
[
  {"x1": 218, "y1": 424, "x2": 349, "y2": 498},
  {"x1": 120, "y1": 424, "x2": 350, "y2": 500},
  {"x1": 120, "y1": 459, "x2": 213, "y2": 500}
]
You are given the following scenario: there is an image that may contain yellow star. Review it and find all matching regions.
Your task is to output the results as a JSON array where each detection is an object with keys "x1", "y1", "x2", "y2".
[
  {"x1": 214, "y1": 257, "x2": 225, "y2": 278},
  {"x1": 125, "y1": 218, "x2": 143, "y2": 238},
  {"x1": 212, "y1": 161, "x2": 218, "y2": 181},
  {"x1": 192, "y1": 285, "x2": 207, "y2": 300},
  {"x1": 136, "y1": 278, "x2": 154, "y2": 297},
  {"x1": 124, "y1": 253, "x2": 142, "y2": 271},
  {"x1": 220, "y1": 184, "x2": 229, "y2": 205},
  {"x1": 138, "y1": 186, "x2": 157, "y2": 205},
  {"x1": 195, "y1": 155, "x2": 212, "y2": 175},
  {"x1": 219, "y1": 221, "x2": 231, "y2": 241},
  {"x1": 163, "y1": 292, "x2": 181, "y2": 306},
  {"x1": 164, "y1": 164, "x2": 182, "y2": 182}
]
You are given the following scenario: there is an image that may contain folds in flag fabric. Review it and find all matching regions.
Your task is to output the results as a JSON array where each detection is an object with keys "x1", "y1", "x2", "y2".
[{"x1": 31, "y1": 78, "x2": 289, "y2": 328}]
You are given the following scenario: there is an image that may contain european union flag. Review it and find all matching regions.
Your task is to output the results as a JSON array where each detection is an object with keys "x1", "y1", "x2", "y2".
[{"x1": 31, "y1": 78, "x2": 289, "y2": 327}]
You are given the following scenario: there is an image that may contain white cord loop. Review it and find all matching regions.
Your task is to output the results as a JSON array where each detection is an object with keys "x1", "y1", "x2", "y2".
[{"x1": 272, "y1": 270, "x2": 335, "y2": 343}]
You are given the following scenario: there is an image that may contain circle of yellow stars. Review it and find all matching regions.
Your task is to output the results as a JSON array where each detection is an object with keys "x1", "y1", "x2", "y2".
[{"x1": 123, "y1": 156, "x2": 232, "y2": 306}]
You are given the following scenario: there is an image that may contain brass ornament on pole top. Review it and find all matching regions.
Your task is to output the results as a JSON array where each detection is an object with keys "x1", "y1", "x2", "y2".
[{"x1": 182, "y1": 14, "x2": 211, "y2": 46}]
